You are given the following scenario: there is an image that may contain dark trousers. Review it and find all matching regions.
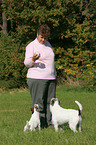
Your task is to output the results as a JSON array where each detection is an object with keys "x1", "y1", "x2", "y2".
[{"x1": 27, "y1": 78, "x2": 56, "y2": 128}]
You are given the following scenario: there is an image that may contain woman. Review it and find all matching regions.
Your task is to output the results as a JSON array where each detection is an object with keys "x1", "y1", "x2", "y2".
[{"x1": 24, "y1": 24, "x2": 56, "y2": 128}]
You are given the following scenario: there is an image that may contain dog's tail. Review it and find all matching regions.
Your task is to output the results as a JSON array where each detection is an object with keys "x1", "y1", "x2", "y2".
[{"x1": 75, "y1": 101, "x2": 83, "y2": 115}]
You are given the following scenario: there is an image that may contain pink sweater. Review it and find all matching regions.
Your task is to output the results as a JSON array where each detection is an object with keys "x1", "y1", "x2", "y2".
[{"x1": 24, "y1": 38, "x2": 56, "y2": 79}]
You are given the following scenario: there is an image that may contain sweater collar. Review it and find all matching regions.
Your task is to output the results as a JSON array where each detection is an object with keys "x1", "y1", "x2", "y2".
[{"x1": 35, "y1": 38, "x2": 47, "y2": 46}]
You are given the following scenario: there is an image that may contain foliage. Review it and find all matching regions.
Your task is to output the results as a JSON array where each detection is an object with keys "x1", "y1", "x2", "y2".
[
  {"x1": 0, "y1": 33, "x2": 27, "y2": 88},
  {"x1": 54, "y1": 18, "x2": 96, "y2": 88},
  {"x1": 1, "y1": 0, "x2": 88, "y2": 41},
  {"x1": 55, "y1": 48, "x2": 96, "y2": 90},
  {"x1": 0, "y1": 0, "x2": 96, "y2": 89}
]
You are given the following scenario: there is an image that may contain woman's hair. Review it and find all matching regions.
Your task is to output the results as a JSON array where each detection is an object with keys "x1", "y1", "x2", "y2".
[{"x1": 37, "y1": 24, "x2": 50, "y2": 38}]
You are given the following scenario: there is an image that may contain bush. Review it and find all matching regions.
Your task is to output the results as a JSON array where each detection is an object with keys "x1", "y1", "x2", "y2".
[
  {"x1": 0, "y1": 33, "x2": 27, "y2": 89},
  {"x1": 54, "y1": 46, "x2": 96, "y2": 90}
]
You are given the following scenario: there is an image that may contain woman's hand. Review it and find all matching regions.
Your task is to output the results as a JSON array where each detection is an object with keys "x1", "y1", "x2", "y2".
[{"x1": 32, "y1": 53, "x2": 40, "y2": 62}]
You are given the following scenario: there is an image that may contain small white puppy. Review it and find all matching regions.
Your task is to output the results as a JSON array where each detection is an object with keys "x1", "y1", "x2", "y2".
[
  {"x1": 24, "y1": 104, "x2": 40, "y2": 132},
  {"x1": 50, "y1": 98, "x2": 83, "y2": 132}
]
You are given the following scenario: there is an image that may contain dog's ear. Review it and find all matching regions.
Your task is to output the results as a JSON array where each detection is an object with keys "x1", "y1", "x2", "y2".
[
  {"x1": 58, "y1": 100, "x2": 60, "y2": 105},
  {"x1": 51, "y1": 99, "x2": 55, "y2": 106},
  {"x1": 31, "y1": 107, "x2": 34, "y2": 113},
  {"x1": 34, "y1": 105, "x2": 39, "y2": 112},
  {"x1": 50, "y1": 98, "x2": 58, "y2": 106}
]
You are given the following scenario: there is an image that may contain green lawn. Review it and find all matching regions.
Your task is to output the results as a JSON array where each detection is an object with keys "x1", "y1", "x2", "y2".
[{"x1": 0, "y1": 86, "x2": 96, "y2": 145}]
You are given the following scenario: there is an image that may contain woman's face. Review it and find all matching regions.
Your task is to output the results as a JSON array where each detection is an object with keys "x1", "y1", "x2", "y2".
[{"x1": 37, "y1": 33, "x2": 48, "y2": 44}]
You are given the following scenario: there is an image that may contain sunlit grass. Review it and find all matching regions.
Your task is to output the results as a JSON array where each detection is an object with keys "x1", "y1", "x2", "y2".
[{"x1": 0, "y1": 86, "x2": 96, "y2": 145}]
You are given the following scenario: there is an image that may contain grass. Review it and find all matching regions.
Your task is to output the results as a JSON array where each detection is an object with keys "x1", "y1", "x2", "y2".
[{"x1": 0, "y1": 85, "x2": 96, "y2": 145}]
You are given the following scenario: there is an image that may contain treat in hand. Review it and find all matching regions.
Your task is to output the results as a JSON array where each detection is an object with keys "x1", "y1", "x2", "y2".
[
  {"x1": 32, "y1": 52, "x2": 40, "y2": 62},
  {"x1": 35, "y1": 52, "x2": 40, "y2": 56}
]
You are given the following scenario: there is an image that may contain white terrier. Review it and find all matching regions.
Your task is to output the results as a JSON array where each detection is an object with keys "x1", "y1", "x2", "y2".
[
  {"x1": 24, "y1": 104, "x2": 40, "y2": 132},
  {"x1": 50, "y1": 98, "x2": 83, "y2": 132}
]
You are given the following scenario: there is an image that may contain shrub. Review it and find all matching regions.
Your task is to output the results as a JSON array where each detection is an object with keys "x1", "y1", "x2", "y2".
[
  {"x1": 0, "y1": 33, "x2": 27, "y2": 89},
  {"x1": 54, "y1": 46, "x2": 96, "y2": 90}
]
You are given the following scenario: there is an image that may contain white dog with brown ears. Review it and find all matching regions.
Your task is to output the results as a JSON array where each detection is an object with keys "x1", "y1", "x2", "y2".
[
  {"x1": 24, "y1": 104, "x2": 40, "y2": 132},
  {"x1": 50, "y1": 98, "x2": 83, "y2": 133}
]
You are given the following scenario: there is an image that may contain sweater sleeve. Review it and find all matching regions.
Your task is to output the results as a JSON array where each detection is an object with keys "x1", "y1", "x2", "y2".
[{"x1": 24, "y1": 43, "x2": 34, "y2": 67}]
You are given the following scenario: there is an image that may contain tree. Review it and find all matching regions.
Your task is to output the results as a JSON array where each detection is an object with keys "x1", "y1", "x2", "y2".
[
  {"x1": 0, "y1": 0, "x2": 96, "y2": 89},
  {"x1": 0, "y1": 0, "x2": 7, "y2": 34}
]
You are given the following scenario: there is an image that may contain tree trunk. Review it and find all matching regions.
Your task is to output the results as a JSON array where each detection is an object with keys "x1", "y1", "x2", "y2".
[
  {"x1": 2, "y1": 12, "x2": 7, "y2": 34},
  {"x1": 2, "y1": 0, "x2": 7, "y2": 34}
]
